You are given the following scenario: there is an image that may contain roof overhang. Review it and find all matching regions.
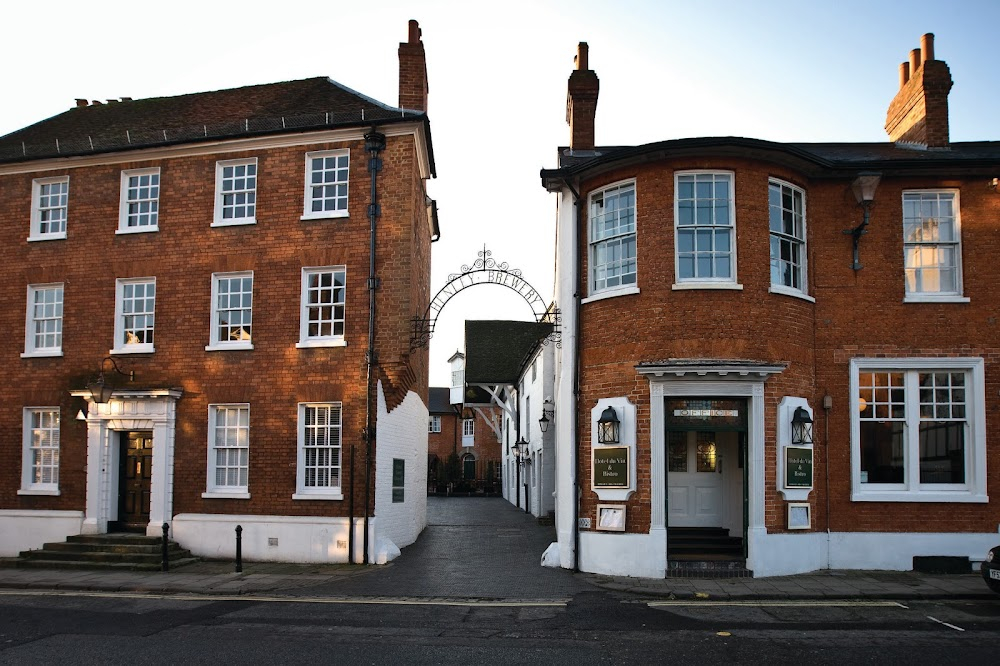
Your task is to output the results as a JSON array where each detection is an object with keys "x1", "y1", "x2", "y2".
[{"x1": 636, "y1": 359, "x2": 786, "y2": 380}]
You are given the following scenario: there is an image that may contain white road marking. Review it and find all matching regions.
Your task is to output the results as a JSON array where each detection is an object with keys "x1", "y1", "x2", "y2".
[
  {"x1": 649, "y1": 600, "x2": 906, "y2": 608},
  {"x1": 927, "y1": 615, "x2": 965, "y2": 632},
  {"x1": 0, "y1": 590, "x2": 567, "y2": 607}
]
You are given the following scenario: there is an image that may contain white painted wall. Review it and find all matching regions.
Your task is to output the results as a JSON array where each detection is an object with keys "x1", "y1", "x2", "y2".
[
  {"x1": 172, "y1": 513, "x2": 367, "y2": 563},
  {"x1": 373, "y1": 381, "x2": 428, "y2": 562},
  {"x1": 579, "y1": 530, "x2": 666, "y2": 579},
  {"x1": 0, "y1": 510, "x2": 83, "y2": 556}
]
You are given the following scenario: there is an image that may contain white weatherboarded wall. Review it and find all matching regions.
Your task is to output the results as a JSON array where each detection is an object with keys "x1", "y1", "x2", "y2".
[{"x1": 373, "y1": 381, "x2": 428, "y2": 563}]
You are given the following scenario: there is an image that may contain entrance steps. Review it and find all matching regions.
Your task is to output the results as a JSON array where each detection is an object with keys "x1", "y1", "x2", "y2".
[
  {"x1": 7, "y1": 533, "x2": 198, "y2": 571},
  {"x1": 667, "y1": 527, "x2": 752, "y2": 578}
]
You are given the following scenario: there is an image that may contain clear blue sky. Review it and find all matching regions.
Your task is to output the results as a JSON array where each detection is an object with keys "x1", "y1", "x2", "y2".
[{"x1": 2, "y1": 0, "x2": 996, "y2": 386}]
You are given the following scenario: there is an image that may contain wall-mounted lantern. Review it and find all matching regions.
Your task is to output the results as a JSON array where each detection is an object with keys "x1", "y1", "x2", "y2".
[
  {"x1": 843, "y1": 172, "x2": 881, "y2": 271},
  {"x1": 86, "y1": 357, "x2": 134, "y2": 404},
  {"x1": 597, "y1": 406, "x2": 620, "y2": 444},
  {"x1": 791, "y1": 406, "x2": 814, "y2": 446},
  {"x1": 538, "y1": 399, "x2": 554, "y2": 433}
]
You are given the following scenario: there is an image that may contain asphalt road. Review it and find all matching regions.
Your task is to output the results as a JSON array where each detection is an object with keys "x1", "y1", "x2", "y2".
[{"x1": 1, "y1": 590, "x2": 998, "y2": 665}]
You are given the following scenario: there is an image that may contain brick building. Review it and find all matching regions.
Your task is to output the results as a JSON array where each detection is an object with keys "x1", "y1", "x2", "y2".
[
  {"x1": 540, "y1": 35, "x2": 1000, "y2": 577},
  {"x1": 0, "y1": 20, "x2": 438, "y2": 565}
]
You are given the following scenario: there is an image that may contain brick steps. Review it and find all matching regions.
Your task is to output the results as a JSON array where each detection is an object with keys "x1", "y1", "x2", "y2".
[{"x1": 668, "y1": 527, "x2": 752, "y2": 578}]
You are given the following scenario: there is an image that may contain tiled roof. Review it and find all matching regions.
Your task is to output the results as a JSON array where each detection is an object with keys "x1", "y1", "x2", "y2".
[
  {"x1": 0, "y1": 77, "x2": 426, "y2": 164},
  {"x1": 464, "y1": 320, "x2": 553, "y2": 386},
  {"x1": 428, "y1": 387, "x2": 453, "y2": 414}
]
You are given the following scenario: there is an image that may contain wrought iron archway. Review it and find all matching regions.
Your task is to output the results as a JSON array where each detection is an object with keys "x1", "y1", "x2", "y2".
[{"x1": 410, "y1": 246, "x2": 559, "y2": 350}]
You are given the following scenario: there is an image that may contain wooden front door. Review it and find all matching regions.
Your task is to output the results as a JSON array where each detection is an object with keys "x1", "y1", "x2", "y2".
[
  {"x1": 119, "y1": 432, "x2": 153, "y2": 532},
  {"x1": 667, "y1": 431, "x2": 724, "y2": 527}
]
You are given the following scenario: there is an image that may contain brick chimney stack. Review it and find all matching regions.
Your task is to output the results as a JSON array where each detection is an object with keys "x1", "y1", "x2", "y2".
[
  {"x1": 566, "y1": 42, "x2": 600, "y2": 152},
  {"x1": 885, "y1": 33, "x2": 953, "y2": 148},
  {"x1": 398, "y1": 19, "x2": 428, "y2": 112}
]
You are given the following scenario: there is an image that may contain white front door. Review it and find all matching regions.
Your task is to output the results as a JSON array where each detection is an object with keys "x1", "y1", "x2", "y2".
[{"x1": 667, "y1": 431, "x2": 723, "y2": 527}]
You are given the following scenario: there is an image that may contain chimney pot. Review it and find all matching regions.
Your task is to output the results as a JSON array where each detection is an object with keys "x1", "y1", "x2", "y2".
[
  {"x1": 576, "y1": 42, "x2": 589, "y2": 71},
  {"x1": 121, "y1": 97, "x2": 132, "y2": 102},
  {"x1": 75, "y1": 99, "x2": 88, "y2": 107},
  {"x1": 408, "y1": 18, "x2": 421, "y2": 43},
  {"x1": 898, "y1": 62, "x2": 910, "y2": 88},
  {"x1": 566, "y1": 42, "x2": 599, "y2": 152},
  {"x1": 921, "y1": 33, "x2": 935, "y2": 62},
  {"x1": 909, "y1": 48, "x2": 921, "y2": 73},
  {"x1": 91, "y1": 100, "x2": 102, "y2": 105}
]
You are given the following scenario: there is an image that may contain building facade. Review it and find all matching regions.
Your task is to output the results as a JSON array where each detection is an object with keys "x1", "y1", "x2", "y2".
[
  {"x1": 541, "y1": 36, "x2": 1000, "y2": 577},
  {"x1": 0, "y1": 20, "x2": 438, "y2": 566}
]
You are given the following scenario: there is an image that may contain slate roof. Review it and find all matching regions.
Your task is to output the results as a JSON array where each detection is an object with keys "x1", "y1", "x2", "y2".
[
  {"x1": 0, "y1": 77, "x2": 433, "y2": 166},
  {"x1": 542, "y1": 137, "x2": 1000, "y2": 187},
  {"x1": 428, "y1": 387, "x2": 454, "y2": 414},
  {"x1": 464, "y1": 320, "x2": 553, "y2": 386}
]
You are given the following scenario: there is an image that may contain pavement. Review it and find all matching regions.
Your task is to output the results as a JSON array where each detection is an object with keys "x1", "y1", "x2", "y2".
[{"x1": 0, "y1": 497, "x2": 995, "y2": 601}]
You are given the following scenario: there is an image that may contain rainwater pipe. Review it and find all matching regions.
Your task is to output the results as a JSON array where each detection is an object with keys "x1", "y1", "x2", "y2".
[
  {"x1": 362, "y1": 128, "x2": 386, "y2": 565},
  {"x1": 561, "y1": 177, "x2": 583, "y2": 573}
]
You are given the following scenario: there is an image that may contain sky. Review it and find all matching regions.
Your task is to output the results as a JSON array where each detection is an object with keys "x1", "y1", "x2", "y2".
[{"x1": 2, "y1": 0, "x2": 997, "y2": 387}]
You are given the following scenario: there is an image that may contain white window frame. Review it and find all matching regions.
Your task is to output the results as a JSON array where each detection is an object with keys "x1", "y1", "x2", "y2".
[
  {"x1": 302, "y1": 149, "x2": 350, "y2": 220},
  {"x1": 203, "y1": 404, "x2": 251, "y2": 498},
  {"x1": 587, "y1": 179, "x2": 638, "y2": 299},
  {"x1": 462, "y1": 418, "x2": 475, "y2": 447},
  {"x1": 294, "y1": 402, "x2": 344, "y2": 500},
  {"x1": 22, "y1": 283, "x2": 64, "y2": 358},
  {"x1": 849, "y1": 357, "x2": 986, "y2": 503},
  {"x1": 118, "y1": 167, "x2": 161, "y2": 234},
  {"x1": 673, "y1": 170, "x2": 741, "y2": 290},
  {"x1": 29, "y1": 176, "x2": 69, "y2": 241},
  {"x1": 19, "y1": 407, "x2": 60, "y2": 495},
  {"x1": 213, "y1": 158, "x2": 257, "y2": 227},
  {"x1": 902, "y1": 189, "x2": 967, "y2": 303},
  {"x1": 768, "y1": 178, "x2": 812, "y2": 301},
  {"x1": 429, "y1": 415, "x2": 442, "y2": 433},
  {"x1": 206, "y1": 271, "x2": 254, "y2": 351},
  {"x1": 296, "y1": 266, "x2": 347, "y2": 348},
  {"x1": 111, "y1": 277, "x2": 156, "y2": 354}
]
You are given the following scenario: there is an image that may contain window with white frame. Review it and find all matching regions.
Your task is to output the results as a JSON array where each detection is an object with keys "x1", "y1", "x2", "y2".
[
  {"x1": 429, "y1": 415, "x2": 441, "y2": 433},
  {"x1": 303, "y1": 150, "x2": 349, "y2": 219},
  {"x1": 23, "y1": 284, "x2": 63, "y2": 357},
  {"x1": 118, "y1": 168, "x2": 160, "y2": 233},
  {"x1": 295, "y1": 402, "x2": 343, "y2": 498},
  {"x1": 463, "y1": 418, "x2": 475, "y2": 437},
  {"x1": 902, "y1": 190, "x2": 962, "y2": 299},
  {"x1": 451, "y1": 370, "x2": 464, "y2": 388},
  {"x1": 206, "y1": 404, "x2": 250, "y2": 495},
  {"x1": 214, "y1": 159, "x2": 257, "y2": 226},
  {"x1": 675, "y1": 172, "x2": 735, "y2": 283},
  {"x1": 30, "y1": 176, "x2": 69, "y2": 240},
  {"x1": 769, "y1": 179, "x2": 806, "y2": 293},
  {"x1": 208, "y1": 272, "x2": 253, "y2": 350},
  {"x1": 113, "y1": 278, "x2": 155, "y2": 353},
  {"x1": 21, "y1": 408, "x2": 60, "y2": 494},
  {"x1": 589, "y1": 181, "x2": 636, "y2": 294},
  {"x1": 850, "y1": 357, "x2": 986, "y2": 502},
  {"x1": 297, "y1": 267, "x2": 346, "y2": 347}
]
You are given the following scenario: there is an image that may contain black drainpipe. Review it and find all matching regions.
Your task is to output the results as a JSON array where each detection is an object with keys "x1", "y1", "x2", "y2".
[
  {"x1": 362, "y1": 128, "x2": 386, "y2": 565},
  {"x1": 563, "y1": 178, "x2": 583, "y2": 573}
]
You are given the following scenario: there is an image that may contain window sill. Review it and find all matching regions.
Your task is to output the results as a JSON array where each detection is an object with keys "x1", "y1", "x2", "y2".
[
  {"x1": 211, "y1": 219, "x2": 256, "y2": 228},
  {"x1": 581, "y1": 285, "x2": 640, "y2": 304},
  {"x1": 769, "y1": 285, "x2": 815, "y2": 303},
  {"x1": 295, "y1": 339, "x2": 348, "y2": 349},
  {"x1": 110, "y1": 346, "x2": 155, "y2": 355},
  {"x1": 27, "y1": 232, "x2": 67, "y2": 242},
  {"x1": 205, "y1": 343, "x2": 254, "y2": 352},
  {"x1": 202, "y1": 491, "x2": 251, "y2": 499},
  {"x1": 21, "y1": 350, "x2": 63, "y2": 359},
  {"x1": 300, "y1": 212, "x2": 349, "y2": 222},
  {"x1": 851, "y1": 489, "x2": 987, "y2": 503},
  {"x1": 903, "y1": 294, "x2": 970, "y2": 304},
  {"x1": 672, "y1": 282, "x2": 744, "y2": 291},
  {"x1": 292, "y1": 492, "x2": 344, "y2": 501},
  {"x1": 17, "y1": 488, "x2": 60, "y2": 496},
  {"x1": 115, "y1": 226, "x2": 159, "y2": 235}
]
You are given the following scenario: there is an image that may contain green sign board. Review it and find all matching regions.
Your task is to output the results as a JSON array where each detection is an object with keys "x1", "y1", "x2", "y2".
[
  {"x1": 593, "y1": 446, "x2": 629, "y2": 489},
  {"x1": 785, "y1": 447, "x2": 813, "y2": 488},
  {"x1": 392, "y1": 458, "x2": 405, "y2": 503}
]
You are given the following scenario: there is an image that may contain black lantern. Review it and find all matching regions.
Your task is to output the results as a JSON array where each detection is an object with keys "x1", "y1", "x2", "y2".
[
  {"x1": 538, "y1": 400, "x2": 554, "y2": 433},
  {"x1": 597, "y1": 406, "x2": 620, "y2": 444},
  {"x1": 512, "y1": 437, "x2": 528, "y2": 463},
  {"x1": 86, "y1": 357, "x2": 135, "y2": 404},
  {"x1": 791, "y1": 406, "x2": 813, "y2": 445}
]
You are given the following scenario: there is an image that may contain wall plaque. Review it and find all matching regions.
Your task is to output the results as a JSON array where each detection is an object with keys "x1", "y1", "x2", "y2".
[
  {"x1": 785, "y1": 446, "x2": 813, "y2": 488},
  {"x1": 593, "y1": 446, "x2": 629, "y2": 489},
  {"x1": 392, "y1": 458, "x2": 405, "y2": 503}
]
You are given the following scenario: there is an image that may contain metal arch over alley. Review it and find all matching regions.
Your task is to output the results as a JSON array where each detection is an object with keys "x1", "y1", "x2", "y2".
[{"x1": 410, "y1": 245, "x2": 559, "y2": 350}]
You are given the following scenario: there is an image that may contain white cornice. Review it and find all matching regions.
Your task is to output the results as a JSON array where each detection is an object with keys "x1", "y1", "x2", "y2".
[{"x1": 0, "y1": 121, "x2": 429, "y2": 177}]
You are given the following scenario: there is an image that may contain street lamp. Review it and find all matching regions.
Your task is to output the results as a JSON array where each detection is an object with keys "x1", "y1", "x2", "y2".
[{"x1": 843, "y1": 172, "x2": 881, "y2": 271}]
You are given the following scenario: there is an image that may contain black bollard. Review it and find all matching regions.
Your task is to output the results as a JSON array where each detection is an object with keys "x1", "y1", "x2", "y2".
[
  {"x1": 235, "y1": 525, "x2": 243, "y2": 573},
  {"x1": 161, "y1": 523, "x2": 170, "y2": 572}
]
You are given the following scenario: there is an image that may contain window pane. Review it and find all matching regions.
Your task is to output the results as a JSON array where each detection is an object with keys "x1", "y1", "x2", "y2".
[{"x1": 860, "y1": 420, "x2": 905, "y2": 483}]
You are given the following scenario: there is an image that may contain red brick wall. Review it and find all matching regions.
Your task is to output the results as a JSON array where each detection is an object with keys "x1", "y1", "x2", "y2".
[
  {"x1": 573, "y1": 155, "x2": 1000, "y2": 536},
  {"x1": 0, "y1": 130, "x2": 432, "y2": 520}
]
